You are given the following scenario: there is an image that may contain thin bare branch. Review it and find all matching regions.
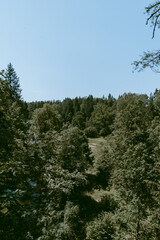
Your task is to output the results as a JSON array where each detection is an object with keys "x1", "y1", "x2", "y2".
[
  {"x1": 146, "y1": 8, "x2": 160, "y2": 24},
  {"x1": 146, "y1": 2, "x2": 160, "y2": 12}
]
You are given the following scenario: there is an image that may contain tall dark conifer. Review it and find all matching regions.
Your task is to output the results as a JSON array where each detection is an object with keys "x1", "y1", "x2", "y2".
[
  {"x1": 0, "y1": 66, "x2": 33, "y2": 239},
  {"x1": 4, "y1": 63, "x2": 22, "y2": 101}
]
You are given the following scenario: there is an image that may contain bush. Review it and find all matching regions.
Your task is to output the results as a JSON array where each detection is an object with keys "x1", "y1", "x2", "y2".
[
  {"x1": 86, "y1": 212, "x2": 114, "y2": 240},
  {"x1": 99, "y1": 128, "x2": 108, "y2": 137},
  {"x1": 84, "y1": 127, "x2": 98, "y2": 138}
]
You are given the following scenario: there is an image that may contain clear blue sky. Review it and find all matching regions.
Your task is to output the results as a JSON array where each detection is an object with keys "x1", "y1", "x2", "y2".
[{"x1": 0, "y1": 0, "x2": 159, "y2": 101}]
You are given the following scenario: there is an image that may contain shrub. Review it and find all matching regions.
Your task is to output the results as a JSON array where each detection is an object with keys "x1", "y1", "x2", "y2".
[{"x1": 84, "y1": 127, "x2": 98, "y2": 138}]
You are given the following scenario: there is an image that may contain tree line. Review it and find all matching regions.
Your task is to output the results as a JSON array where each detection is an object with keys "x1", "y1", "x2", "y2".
[
  {"x1": 0, "y1": 63, "x2": 159, "y2": 239},
  {"x1": 1, "y1": 1, "x2": 160, "y2": 238},
  {"x1": 27, "y1": 92, "x2": 116, "y2": 138}
]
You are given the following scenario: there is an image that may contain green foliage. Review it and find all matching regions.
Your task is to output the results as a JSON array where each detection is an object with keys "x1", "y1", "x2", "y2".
[
  {"x1": 3, "y1": 63, "x2": 22, "y2": 100},
  {"x1": 31, "y1": 103, "x2": 62, "y2": 136},
  {"x1": 96, "y1": 93, "x2": 160, "y2": 239},
  {"x1": 88, "y1": 103, "x2": 115, "y2": 136},
  {"x1": 61, "y1": 98, "x2": 74, "y2": 123},
  {"x1": 29, "y1": 105, "x2": 93, "y2": 239},
  {"x1": 57, "y1": 127, "x2": 93, "y2": 172},
  {"x1": 1, "y1": 64, "x2": 159, "y2": 239},
  {"x1": 133, "y1": 1, "x2": 160, "y2": 72},
  {"x1": 0, "y1": 69, "x2": 36, "y2": 239},
  {"x1": 84, "y1": 126, "x2": 98, "y2": 138},
  {"x1": 72, "y1": 111, "x2": 86, "y2": 129},
  {"x1": 81, "y1": 95, "x2": 95, "y2": 119},
  {"x1": 86, "y1": 212, "x2": 114, "y2": 240},
  {"x1": 73, "y1": 97, "x2": 81, "y2": 113}
]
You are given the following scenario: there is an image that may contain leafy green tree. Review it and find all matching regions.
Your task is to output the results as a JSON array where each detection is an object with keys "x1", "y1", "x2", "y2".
[
  {"x1": 87, "y1": 103, "x2": 115, "y2": 136},
  {"x1": 31, "y1": 103, "x2": 62, "y2": 137},
  {"x1": 153, "y1": 89, "x2": 160, "y2": 113},
  {"x1": 72, "y1": 111, "x2": 86, "y2": 129},
  {"x1": 34, "y1": 127, "x2": 92, "y2": 239},
  {"x1": 114, "y1": 93, "x2": 150, "y2": 145},
  {"x1": 61, "y1": 98, "x2": 74, "y2": 123},
  {"x1": 96, "y1": 93, "x2": 160, "y2": 239},
  {"x1": 81, "y1": 95, "x2": 94, "y2": 119},
  {"x1": 84, "y1": 126, "x2": 98, "y2": 138},
  {"x1": 29, "y1": 104, "x2": 93, "y2": 239},
  {"x1": 57, "y1": 127, "x2": 92, "y2": 172},
  {"x1": 73, "y1": 97, "x2": 81, "y2": 113},
  {"x1": 86, "y1": 212, "x2": 114, "y2": 240}
]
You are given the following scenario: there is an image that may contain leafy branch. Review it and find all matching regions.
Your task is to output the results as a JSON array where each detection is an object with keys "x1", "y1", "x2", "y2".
[
  {"x1": 133, "y1": 1, "x2": 160, "y2": 72},
  {"x1": 133, "y1": 50, "x2": 160, "y2": 72}
]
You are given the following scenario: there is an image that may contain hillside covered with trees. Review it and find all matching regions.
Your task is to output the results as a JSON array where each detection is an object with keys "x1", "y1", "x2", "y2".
[{"x1": 0, "y1": 63, "x2": 159, "y2": 239}]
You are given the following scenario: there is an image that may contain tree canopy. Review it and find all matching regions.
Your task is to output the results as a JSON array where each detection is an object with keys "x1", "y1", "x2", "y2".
[{"x1": 0, "y1": 48, "x2": 159, "y2": 240}]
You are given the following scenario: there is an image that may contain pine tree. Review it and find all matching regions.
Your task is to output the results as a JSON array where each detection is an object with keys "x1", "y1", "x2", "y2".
[
  {"x1": 0, "y1": 67, "x2": 34, "y2": 239},
  {"x1": 4, "y1": 63, "x2": 22, "y2": 101}
]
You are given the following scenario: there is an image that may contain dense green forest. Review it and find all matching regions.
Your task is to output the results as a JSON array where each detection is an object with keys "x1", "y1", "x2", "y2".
[{"x1": 0, "y1": 63, "x2": 159, "y2": 239}]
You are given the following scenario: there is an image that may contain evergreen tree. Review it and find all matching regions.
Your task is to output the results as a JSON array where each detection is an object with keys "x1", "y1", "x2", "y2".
[
  {"x1": 0, "y1": 69, "x2": 34, "y2": 239},
  {"x1": 73, "y1": 97, "x2": 80, "y2": 114},
  {"x1": 81, "y1": 95, "x2": 94, "y2": 119},
  {"x1": 61, "y1": 98, "x2": 74, "y2": 123},
  {"x1": 4, "y1": 63, "x2": 22, "y2": 101}
]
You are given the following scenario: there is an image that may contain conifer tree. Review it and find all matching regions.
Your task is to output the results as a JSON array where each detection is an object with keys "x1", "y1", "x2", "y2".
[
  {"x1": 4, "y1": 63, "x2": 22, "y2": 100},
  {"x1": 0, "y1": 67, "x2": 33, "y2": 239}
]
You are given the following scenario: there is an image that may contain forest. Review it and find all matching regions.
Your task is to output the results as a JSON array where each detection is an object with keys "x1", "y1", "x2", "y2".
[{"x1": 0, "y1": 63, "x2": 159, "y2": 239}]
